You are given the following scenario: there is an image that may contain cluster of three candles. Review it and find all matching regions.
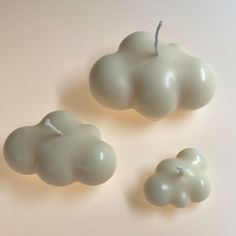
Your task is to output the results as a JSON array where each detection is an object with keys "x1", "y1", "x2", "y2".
[{"x1": 3, "y1": 22, "x2": 216, "y2": 208}]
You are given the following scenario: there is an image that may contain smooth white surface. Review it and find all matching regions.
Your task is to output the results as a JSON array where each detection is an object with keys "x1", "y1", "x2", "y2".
[
  {"x1": 90, "y1": 31, "x2": 216, "y2": 119},
  {"x1": 144, "y1": 148, "x2": 210, "y2": 208},
  {"x1": 4, "y1": 111, "x2": 116, "y2": 186},
  {"x1": 0, "y1": 0, "x2": 235, "y2": 235}
]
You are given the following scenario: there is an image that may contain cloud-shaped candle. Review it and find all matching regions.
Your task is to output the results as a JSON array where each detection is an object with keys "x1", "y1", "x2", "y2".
[
  {"x1": 90, "y1": 22, "x2": 217, "y2": 119},
  {"x1": 144, "y1": 148, "x2": 210, "y2": 208},
  {"x1": 4, "y1": 111, "x2": 116, "y2": 186}
]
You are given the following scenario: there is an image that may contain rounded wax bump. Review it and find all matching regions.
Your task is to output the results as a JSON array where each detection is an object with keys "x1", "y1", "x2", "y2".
[
  {"x1": 4, "y1": 111, "x2": 116, "y2": 186},
  {"x1": 90, "y1": 29, "x2": 217, "y2": 120},
  {"x1": 144, "y1": 148, "x2": 210, "y2": 208}
]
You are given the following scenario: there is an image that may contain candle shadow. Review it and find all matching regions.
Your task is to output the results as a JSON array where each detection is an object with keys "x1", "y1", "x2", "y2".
[
  {"x1": 0, "y1": 149, "x2": 95, "y2": 205},
  {"x1": 126, "y1": 168, "x2": 198, "y2": 216},
  {"x1": 58, "y1": 76, "x2": 193, "y2": 132}
]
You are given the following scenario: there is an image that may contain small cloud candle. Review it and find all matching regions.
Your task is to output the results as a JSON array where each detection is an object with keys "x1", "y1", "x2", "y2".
[{"x1": 144, "y1": 148, "x2": 210, "y2": 208}]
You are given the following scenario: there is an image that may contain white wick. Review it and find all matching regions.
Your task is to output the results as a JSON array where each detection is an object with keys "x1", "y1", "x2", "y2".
[
  {"x1": 44, "y1": 118, "x2": 63, "y2": 136},
  {"x1": 176, "y1": 166, "x2": 184, "y2": 176},
  {"x1": 154, "y1": 20, "x2": 163, "y2": 56}
]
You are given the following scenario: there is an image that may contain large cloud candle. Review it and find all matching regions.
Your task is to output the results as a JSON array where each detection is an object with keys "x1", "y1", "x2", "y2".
[{"x1": 90, "y1": 21, "x2": 217, "y2": 120}]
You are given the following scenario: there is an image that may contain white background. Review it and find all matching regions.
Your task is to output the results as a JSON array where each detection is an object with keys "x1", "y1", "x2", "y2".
[{"x1": 0, "y1": 0, "x2": 235, "y2": 235}]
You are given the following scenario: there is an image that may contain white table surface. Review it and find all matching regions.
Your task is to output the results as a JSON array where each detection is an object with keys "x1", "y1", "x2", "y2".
[{"x1": 0, "y1": 0, "x2": 235, "y2": 235}]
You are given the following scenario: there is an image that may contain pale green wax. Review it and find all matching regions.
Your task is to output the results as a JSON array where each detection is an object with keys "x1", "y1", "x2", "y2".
[
  {"x1": 144, "y1": 148, "x2": 210, "y2": 208},
  {"x1": 90, "y1": 32, "x2": 217, "y2": 120},
  {"x1": 4, "y1": 111, "x2": 117, "y2": 186}
]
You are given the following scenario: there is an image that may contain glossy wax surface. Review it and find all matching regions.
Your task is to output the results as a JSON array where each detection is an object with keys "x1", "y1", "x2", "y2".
[
  {"x1": 4, "y1": 111, "x2": 117, "y2": 186},
  {"x1": 144, "y1": 148, "x2": 210, "y2": 208},
  {"x1": 1, "y1": 1, "x2": 236, "y2": 235},
  {"x1": 90, "y1": 32, "x2": 217, "y2": 120}
]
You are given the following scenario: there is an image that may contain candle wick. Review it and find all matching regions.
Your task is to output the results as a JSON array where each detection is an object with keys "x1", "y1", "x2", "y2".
[
  {"x1": 44, "y1": 118, "x2": 63, "y2": 136},
  {"x1": 154, "y1": 20, "x2": 163, "y2": 56},
  {"x1": 176, "y1": 166, "x2": 184, "y2": 176}
]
